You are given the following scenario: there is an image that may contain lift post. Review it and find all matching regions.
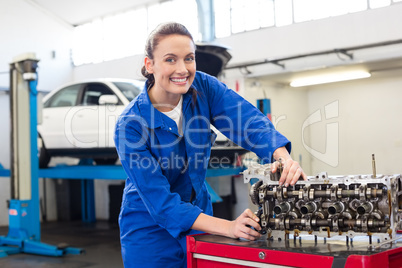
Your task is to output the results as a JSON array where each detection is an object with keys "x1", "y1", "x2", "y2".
[{"x1": 0, "y1": 53, "x2": 83, "y2": 257}]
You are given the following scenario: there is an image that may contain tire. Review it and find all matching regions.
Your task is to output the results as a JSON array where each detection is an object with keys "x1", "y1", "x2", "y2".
[
  {"x1": 38, "y1": 137, "x2": 51, "y2": 168},
  {"x1": 94, "y1": 157, "x2": 118, "y2": 165}
]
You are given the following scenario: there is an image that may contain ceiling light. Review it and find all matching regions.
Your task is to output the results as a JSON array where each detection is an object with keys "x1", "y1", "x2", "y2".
[{"x1": 290, "y1": 70, "x2": 371, "y2": 87}]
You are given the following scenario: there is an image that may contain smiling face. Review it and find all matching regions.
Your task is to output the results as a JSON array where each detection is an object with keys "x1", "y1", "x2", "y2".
[{"x1": 145, "y1": 34, "x2": 196, "y2": 107}]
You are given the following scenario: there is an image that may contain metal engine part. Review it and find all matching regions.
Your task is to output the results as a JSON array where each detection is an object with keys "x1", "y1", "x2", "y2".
[{"x1": 243, "y1": 163, "x2": 402, "y2": 242}]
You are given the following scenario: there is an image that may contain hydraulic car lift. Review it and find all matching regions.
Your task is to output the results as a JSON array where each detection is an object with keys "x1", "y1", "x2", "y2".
[{"x1": 0, "y1": 54, "x2": 83, "y2": 258}]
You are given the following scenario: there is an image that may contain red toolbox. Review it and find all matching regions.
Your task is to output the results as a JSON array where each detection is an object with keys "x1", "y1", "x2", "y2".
[{"x1": 187, "y1": 233, "x2": 402, "y2": 268}]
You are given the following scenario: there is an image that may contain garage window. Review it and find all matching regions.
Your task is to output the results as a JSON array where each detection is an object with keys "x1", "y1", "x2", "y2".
[
  {"x1": 214, "y1": 0, "x2": 398, "y2": 38},
  {"x1": 72, "y1": 0, "x2": 198, "y2": 66}
]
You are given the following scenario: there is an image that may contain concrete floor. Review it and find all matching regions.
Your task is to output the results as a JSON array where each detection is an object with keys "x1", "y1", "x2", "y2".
[{"x1": 0, "y1": 221, "x2": 123, "y2": 268}]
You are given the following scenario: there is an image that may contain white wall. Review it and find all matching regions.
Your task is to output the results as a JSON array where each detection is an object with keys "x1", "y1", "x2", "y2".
[
  {"x1": 245, "y1": 79, "x2": 311, "y2": 171},
  {"x1": 0, "y1": 0, "x2": 74, "y2": 226},
  {"x1": 240, "y1": 68, "x2": 402, "y2": 180},
  {"x1": 73, "y1": 55, "x2": 145, "y2": 81},
  {"x1": 306, "y1": 69, "x2": 402, "y2": 176},
  {"x1": 0, "y1": 0, "x2": 74, "y2": 91}
]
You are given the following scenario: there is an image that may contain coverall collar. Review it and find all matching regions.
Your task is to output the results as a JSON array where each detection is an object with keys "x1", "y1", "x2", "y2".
[{"x1": 138, "y1": 81, "x2": 193, "y2": 130}]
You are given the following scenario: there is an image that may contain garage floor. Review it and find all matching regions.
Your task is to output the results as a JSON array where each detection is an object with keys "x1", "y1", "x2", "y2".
[{"x1": 0, "y1": 221, "x2": 123, "y2": 268}]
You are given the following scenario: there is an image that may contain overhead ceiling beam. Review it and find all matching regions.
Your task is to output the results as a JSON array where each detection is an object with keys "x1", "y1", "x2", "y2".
[
  {"x1": 225, "y1": 39, "x2": 402, "y2": 70},
  {"x1": 23, "y1": 0, "x2": 73, "y2": 29}
]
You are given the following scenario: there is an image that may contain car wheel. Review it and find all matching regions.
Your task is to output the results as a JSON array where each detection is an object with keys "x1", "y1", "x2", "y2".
[
  {"x1": 94, "y1": 157, "x2": 118, "y2": 165},
  {"x1": 38, "y1": 136, "x2": 51, "y2": 168}
]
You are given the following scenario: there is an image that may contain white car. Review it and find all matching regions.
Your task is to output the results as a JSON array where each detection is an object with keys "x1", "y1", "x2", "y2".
[{"x1": 38, "y1": 78, "x2": 144, "y2": 167}]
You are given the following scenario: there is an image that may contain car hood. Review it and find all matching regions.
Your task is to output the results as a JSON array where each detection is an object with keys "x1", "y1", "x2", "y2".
[{"x1": 195, "y1": 43, "x2": 232, "y2": 77}]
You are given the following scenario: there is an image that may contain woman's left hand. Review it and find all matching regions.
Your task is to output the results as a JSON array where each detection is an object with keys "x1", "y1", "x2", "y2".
[{"x1": 228, "y1": 209, "x2": 261, "y2": 241}]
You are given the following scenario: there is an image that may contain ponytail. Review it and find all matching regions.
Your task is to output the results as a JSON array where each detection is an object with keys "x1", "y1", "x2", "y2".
[{"x1": 141, "y1": 65, "x2": 155, "y2": 90}]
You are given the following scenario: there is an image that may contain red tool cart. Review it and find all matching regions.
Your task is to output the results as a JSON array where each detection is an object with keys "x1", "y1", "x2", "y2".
[{"x1": 187, "y1": 233, "x2": 402, "y2": 268}]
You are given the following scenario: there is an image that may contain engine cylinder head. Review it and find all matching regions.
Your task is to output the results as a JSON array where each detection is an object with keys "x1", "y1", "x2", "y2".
[{"x1": 242, "y1": 163, "x2": 399, "y2": 240}]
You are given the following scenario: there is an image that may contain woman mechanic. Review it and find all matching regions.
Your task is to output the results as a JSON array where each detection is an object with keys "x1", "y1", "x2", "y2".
[{"x1": 114, "y1": 22, "x2": 307, "y2": 267}]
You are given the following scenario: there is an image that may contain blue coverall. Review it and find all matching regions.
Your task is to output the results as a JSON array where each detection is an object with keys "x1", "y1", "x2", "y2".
[{"x1": 114, "y1": 71, "x2": 291, "y2": 267}]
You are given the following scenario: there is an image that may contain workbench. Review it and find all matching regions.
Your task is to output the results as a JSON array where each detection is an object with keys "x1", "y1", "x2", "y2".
[{"x1": 187, "y1": 233, "x2": 402, "y2": 268}]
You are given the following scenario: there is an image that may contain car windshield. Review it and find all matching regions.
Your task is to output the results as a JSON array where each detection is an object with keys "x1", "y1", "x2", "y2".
[{"x1": 113, "y1": 81, "x2": 143, "y2": 101}]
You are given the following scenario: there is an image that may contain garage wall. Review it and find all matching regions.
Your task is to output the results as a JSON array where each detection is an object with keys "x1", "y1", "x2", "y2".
[
  {"x1": 245, "y1": 79, "x2": 310, "y2": 172},
  {"x1": 240, "y1": 68, "x2": 402, "y2": 179},
  {"x1": 0, "y1": 0, "x2": 74, "y2": 226},
  {"x1": 73, "y1": 55, "x2": 145, "y2": 81},
  {"x1": 0, "y1": 0, "x2": 74, "y2": 91},
  {"x1": 305, "y1": 69, "x2": 402, "y2": 176}
]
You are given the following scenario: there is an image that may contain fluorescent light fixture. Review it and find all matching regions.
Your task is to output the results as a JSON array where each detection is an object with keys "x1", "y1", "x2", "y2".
[{"x1": 290, "y1": 70, "x2": 371, "y2": 87}]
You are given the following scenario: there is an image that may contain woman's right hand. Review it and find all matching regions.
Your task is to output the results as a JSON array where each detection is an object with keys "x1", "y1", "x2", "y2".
[{"x1": 228, "y1": 209, "x2": 261, "y2": 241}]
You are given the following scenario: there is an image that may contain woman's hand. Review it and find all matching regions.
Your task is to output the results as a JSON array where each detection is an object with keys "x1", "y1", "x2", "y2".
[
  {"x1": 272, "y1": 147, "x2": 307, "y2": 187},
  {"x1": 272, "y1": 158, "x2": 307, "y2": 187},
  {"x1": 228, "y1": 209, "x2": 261, "y2": 241}
]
